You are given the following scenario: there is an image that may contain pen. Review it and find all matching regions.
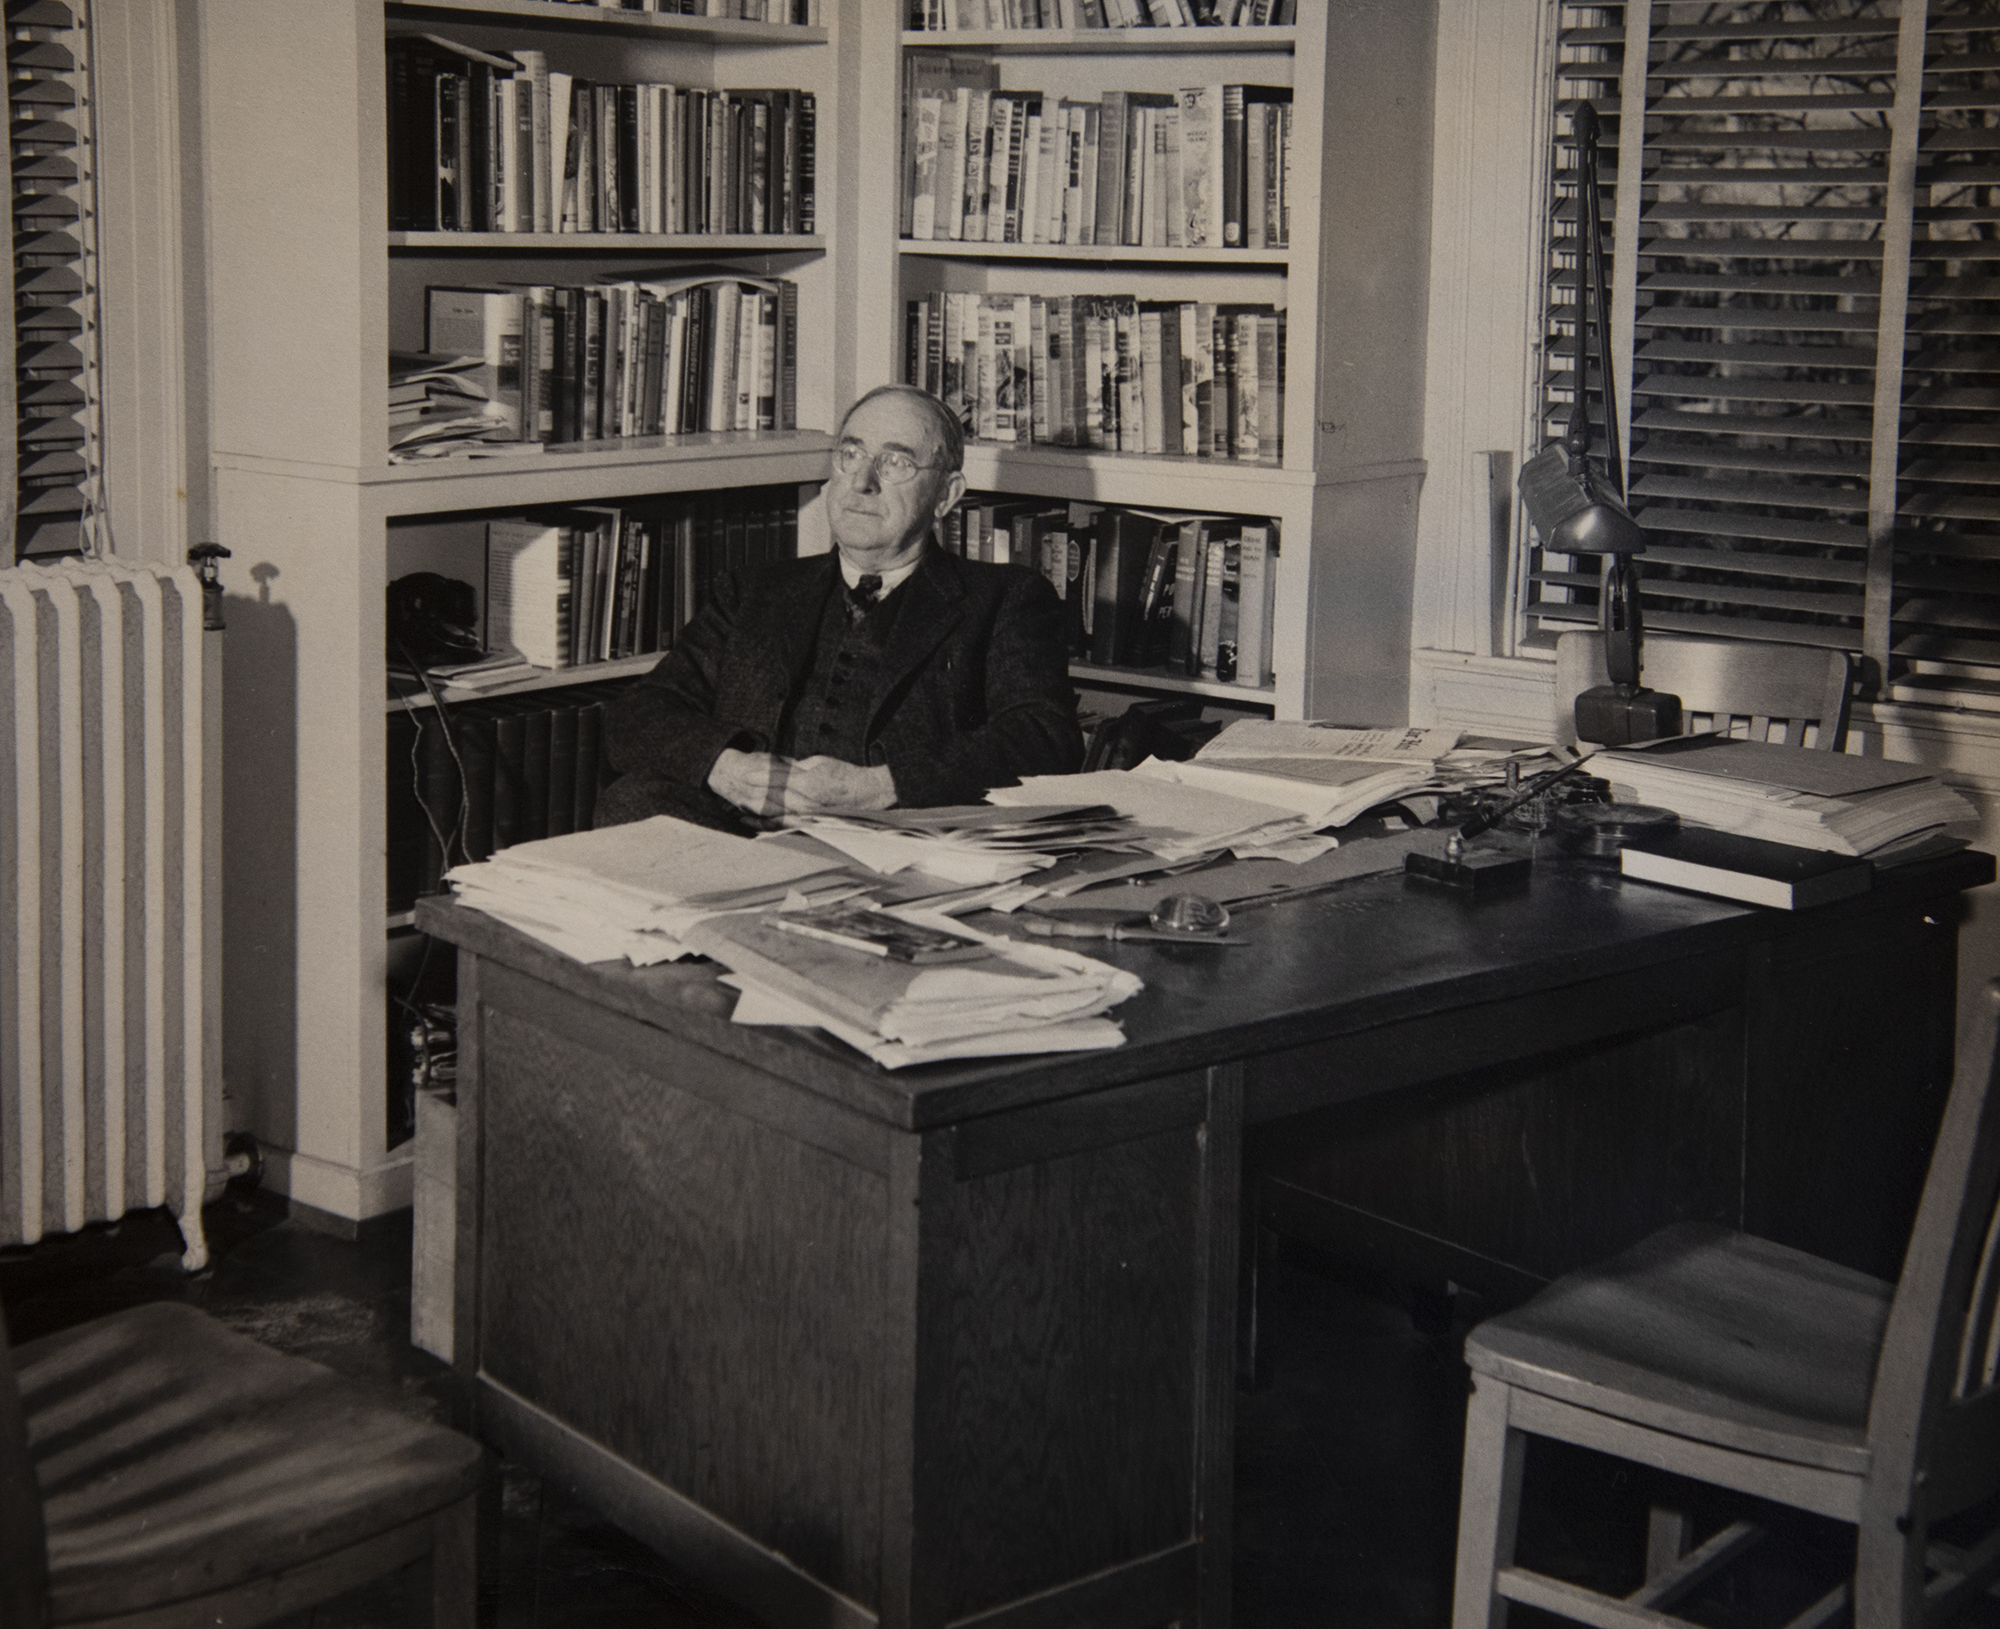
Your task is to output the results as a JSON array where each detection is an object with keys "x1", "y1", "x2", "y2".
[{"x1": 1017, "y1": 919, "x2": 1248, "y2": 946}]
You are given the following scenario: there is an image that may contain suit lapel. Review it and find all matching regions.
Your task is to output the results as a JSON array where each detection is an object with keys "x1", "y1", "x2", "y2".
[
  {"x1": 867, "y1": 548, "x2": 964, "y2": 729},
  {"x1": 761, "y1": 553, "x2": 841, "y2": 707}
]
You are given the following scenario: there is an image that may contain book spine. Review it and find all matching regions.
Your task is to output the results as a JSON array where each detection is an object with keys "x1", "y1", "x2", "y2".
[
  {"x1": 798, "y1": 91, "x2": 816, "y2": 233},
  {"x1": 1093, "y1": 92, "x2": 1125, "y2": 246},
  {"x1": 1197, "y1": 525, "x2": 1226, "y2": 676},
  {"x1": 1220, "y1": 84, "x2": 1244, "y2": 247}
]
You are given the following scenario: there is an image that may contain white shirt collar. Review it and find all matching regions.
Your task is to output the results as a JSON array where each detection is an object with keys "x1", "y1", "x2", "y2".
[{"x1": 837, "y1": 553, "x2": 921, "y2": 598}]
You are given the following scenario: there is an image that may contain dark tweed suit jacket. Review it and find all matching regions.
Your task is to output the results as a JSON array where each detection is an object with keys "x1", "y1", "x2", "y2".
[{"x1": 602, "y1": 545, "x2": 1083, "y2": 810}]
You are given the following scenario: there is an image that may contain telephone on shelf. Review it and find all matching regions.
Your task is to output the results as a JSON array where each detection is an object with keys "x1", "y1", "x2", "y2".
[{"x1": 387, "y1": 572, "x2": 482, "y2": 669}]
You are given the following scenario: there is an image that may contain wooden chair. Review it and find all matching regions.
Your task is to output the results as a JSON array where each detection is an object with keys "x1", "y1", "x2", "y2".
[
  {"x1": 1554, "y1": 631, "x2": 1854, "y2": 751},
  {"x1": 1450, "y1": 978, "x2": 2000, "y2": 1629},
  {"x1": 0, "y1": 1298, "x2": 492, "y2": 1628}
]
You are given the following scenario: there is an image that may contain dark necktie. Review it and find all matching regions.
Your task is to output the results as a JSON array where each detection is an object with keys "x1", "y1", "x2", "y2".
[{"x1": 845, "y1": 573, "x2": 883, "y2": 626}]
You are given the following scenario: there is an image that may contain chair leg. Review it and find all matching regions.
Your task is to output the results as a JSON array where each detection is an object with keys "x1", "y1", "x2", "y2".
[
  {"x1": 1452, "y1": 1374, "x2": 1527, "y2": 1629},
  {"x1": 1645, "y1": 1505, "x2": 1691, "y2": 1582},
  {"x1": 1857, "y1": 1509, "x2": 1929, "y2": 1629}
]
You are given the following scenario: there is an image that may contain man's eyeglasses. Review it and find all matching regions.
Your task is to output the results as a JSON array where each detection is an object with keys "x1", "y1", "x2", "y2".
[{"x1": 832, "y1": 441, "x2": 940, "y2": 486}]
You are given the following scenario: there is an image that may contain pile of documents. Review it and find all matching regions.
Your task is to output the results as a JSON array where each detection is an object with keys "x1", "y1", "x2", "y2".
[
  {"x1": 989, "y1": 768, "x2": 1335, "y2": 861},
  {"x1": 388, "y1": 352, "x2": 515, "y2": 459},
  {"x1": 1599, "y1": 738, "x2": 1977, "y2": 856},
  {"x1": 689, "y1": 903, "x2": 1141, "y2": 1069},
  {"x1": 781, "y1": 803, "x2": 1133, "y2": 887},
  {"x1": 445, "y1": 815, "x2": 858, "y2": 964},
  {"x1": 1118, "y1": 720, "x2": 1534, "y2": 829}
]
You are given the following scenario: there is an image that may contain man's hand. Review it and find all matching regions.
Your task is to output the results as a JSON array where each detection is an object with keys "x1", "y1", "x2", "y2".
[
  {"x1": 707, "y1": 748, "x2": 895, "y2": 816},
  {"x1": 782, "y1": 756, "x2": 897, "y2": 812}
]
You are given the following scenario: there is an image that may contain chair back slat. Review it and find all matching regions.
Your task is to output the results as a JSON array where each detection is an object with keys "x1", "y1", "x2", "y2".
[
  {"x1": 1959, "y1": 1201, "x2": 2000, "y2": 1396},
  {"x1": 1554, "y1": 633, "x2": 1853, "y2": 752},
  {"x1": 0, "y1": 1310, "x2": 51, "y2": 1627},
  {"x1": 1864, "y1": 981, "x2": 2000, "y2": 1530}
]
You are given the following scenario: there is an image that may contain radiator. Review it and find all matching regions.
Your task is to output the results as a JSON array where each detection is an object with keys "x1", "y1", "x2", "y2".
[{"x1": 0, "y1": 559, "x2": 224, "y2": 1270}]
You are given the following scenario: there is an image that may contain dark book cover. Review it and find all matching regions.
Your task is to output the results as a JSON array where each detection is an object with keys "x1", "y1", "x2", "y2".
[
  {"x1": 455, "y1": 706, "x2": 498, "y2": 863},
  {"x1": 573, "y1": 698, "x2": 604, "y2": 831},
  {"x1": 641, "y1": 295, "x2": 668, "y2": 436},
  {"x1": 581, "y1": 290, "x2": 606, "y2": 440},
  {"x1": 1137, "y1": 531, "x2": 1177, "y2": 667},
  {"x1": 546, "y1": 700, "x2": 579, "y2": 838},
  {"x1": 1090, "y1": 508, "x2": 1158, "y2": 667},
  {"x1": 435, "y1": 73, "x2": 463, "y2": 232},
  {"x1": 1620, "y1": 828, "x2": 1873, "y2": 911},
  {"x1": 778, "y1": 279, "x2": 798, "y2": 428},
  {"x1": 491, "y1": 707, "x2": 528, "y2": 852},
  {"x1": 618, "y1": 84, "x2": 640, "y2": 232},
  {"x1": 519, "y1": 707, "x2": 552, "y2": 844},
  {"x1": 799, "y1": 91, "x2": 816, "y2": 234},
  {"x1": 385, "y1": 708, "x2": 428, "y2": 912}
]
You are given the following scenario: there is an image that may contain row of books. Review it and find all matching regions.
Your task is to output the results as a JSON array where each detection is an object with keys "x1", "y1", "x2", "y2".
[
  {"x1": 485, "y1": 485, "x2": 801, "y2": 672},
  {"x1": 906, "y1": 291, "x2": 1285, "y2": 463},
  {"x1": 387, "y1": 680, "x2": 628, "y2": 908},
  {"x1": 910, "y1": 0, "x2": 1295, "y2": 24},
  {"x1": 396, "y1": 276, "x2": 800, "y2": 458},
  {"x1": 387, "y1": 34, "x2": 816, "y2": 235},
  {"x1": 944, "y1": 494, "x2": 1277, "y2": 686},
  {"x1": 903, "y1": 67, "x2": 1291, "y2": 249}
]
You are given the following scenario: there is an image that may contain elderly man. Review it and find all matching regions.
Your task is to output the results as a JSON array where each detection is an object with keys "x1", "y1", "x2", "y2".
[{"x1": 597, "y1": 384, "x2": 1083, "y2": 831}]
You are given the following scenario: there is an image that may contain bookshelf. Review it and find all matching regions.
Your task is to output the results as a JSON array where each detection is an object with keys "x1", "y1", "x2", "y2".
[
  {"x1": 204, "y1": 0, "x2": 843, "y2": 1226},
  {"x1": 854, "y1": 5, "x2": 1434, "y2": 724}
]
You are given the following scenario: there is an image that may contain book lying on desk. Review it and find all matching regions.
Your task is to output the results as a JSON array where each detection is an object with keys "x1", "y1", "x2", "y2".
[{"x1": 1619, "y1": 828, "x2": 1873, "y2": 911}]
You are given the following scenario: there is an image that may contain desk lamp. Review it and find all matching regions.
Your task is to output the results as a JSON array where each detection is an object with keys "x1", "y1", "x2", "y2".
[{"x1": 1518, "y1": 102, "x2": 1680, "y2": 747}]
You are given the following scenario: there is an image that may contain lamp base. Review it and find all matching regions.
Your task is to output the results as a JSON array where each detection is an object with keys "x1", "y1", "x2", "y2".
[{"x1": 1575, "y1": 684, "x2": 1682, "y2": 747}]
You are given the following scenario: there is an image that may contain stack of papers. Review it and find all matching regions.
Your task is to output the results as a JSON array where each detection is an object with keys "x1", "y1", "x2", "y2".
[
  {"x1": 782, "y1": 803, "x2": 1132, "y2": 886},
  {"x1": 988, "y1": 770, "x2": 1330, "y2": 861},
  {"x1": 446, "y1": 816, "x2": 860, "y2": 964},
  {"x1": 1133, "y1": 721, "x2": 1464, "y2": 829},
  {"x1": 388, "y1": 352, "x2": 514, "y2": 460},
  {"x1": 1600, "y1": 739, "x2": 1978, "y2": 856},
  {"x1": 690, "y1": 905, "x2": 1142, "y2": 1070}
]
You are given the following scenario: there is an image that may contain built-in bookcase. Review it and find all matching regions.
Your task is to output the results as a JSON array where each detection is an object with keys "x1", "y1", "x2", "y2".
[
  {"x1": 203, "y1": 0, "x2": 1433, "y2": 1228},
  {"x1": 852, "y1": 7, "x2": 1434, "y2": 722},
  {"x1": 205, "y1": 0, "x2": 844, "y2": 1226}
]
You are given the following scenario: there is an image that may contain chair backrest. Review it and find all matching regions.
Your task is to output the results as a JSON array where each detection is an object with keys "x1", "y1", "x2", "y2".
[
  {"x1": 1554, "y1": 631, "x2": 1853, "y2": 751},
  {"x1": 0, "y1": 1310, "x2": 50, "y2": 1627},
  {"x1": 1862, "y1": 979, "x2": 2000, "y2": 1564}
]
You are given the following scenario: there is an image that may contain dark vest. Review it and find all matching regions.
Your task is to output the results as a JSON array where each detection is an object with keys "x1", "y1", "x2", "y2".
[{"x1": 774, "y1": 583, "x2": 903, "y2": 764}]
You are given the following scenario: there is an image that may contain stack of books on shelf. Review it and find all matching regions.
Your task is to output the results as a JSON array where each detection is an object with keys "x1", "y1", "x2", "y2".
[
  {"x1": 908, "y1": 1, "x2": 1297, "y2": 30},
  {"x1": 943, "y1": 494, "x2": 1276, "y2": 686},
  {"x1": 485, "y1": 484, "x2": 799, "y2": 673},
  {"x1": 902, "y1": 67, "x2": 1290, "y2": 249},
  {"x1": 387, "y1": 33, "x2": 815, "y2": 235},
  {"x1": 1599, "y1": 737, "x2": 1978, "y2": 859},
  {"x1": 394, "y1": 276, "x2": 799, "y2": 460},
  {"x1": 387, "y1": 680, "x2": 633, "y2": 912},
  {"x1": 906, "y1": 291, "x2": 1283, "y2": 461}
]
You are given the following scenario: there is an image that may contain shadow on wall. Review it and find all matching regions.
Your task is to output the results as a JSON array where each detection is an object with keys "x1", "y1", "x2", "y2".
[{"x1": 221, "y1": 568, "x2": 297, "y2": 1155}]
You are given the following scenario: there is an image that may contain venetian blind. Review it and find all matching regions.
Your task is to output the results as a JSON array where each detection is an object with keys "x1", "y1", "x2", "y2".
[
  {"x1": 8, "y1": 0, "x2": 98, "y2": 561},
  {"x1": 1522, "y1": 0, "x2": 2000, "y2": 697}
]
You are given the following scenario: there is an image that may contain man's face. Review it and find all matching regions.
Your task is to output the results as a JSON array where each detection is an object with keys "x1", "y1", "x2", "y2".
[{"x1": 826, "y1": 393, "x2": 965, "y2": 565}]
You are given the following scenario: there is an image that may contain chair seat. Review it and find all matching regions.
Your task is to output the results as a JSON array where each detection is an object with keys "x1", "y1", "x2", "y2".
[
  {"x1": 1464, "y1": 1221, "x2": 1892, "y2": 1476},
  {"x1": 16, "y1": 1301, "x2": 487, "y2": 1623}
]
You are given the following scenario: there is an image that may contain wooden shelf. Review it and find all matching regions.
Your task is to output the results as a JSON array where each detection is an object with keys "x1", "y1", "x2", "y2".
[
  {"x1": 387, "y1": 652, "x2": 660, "y2": 712},
  {"x1": 1069, "y1": 661, "x2": 1277, "y2": 704},
  {"x1": 899, "y1": 240, "x2": 1289, "y2": 265},
  {"x1": 387, "y1": 0, "x2": 826, "y2": 44},
  {"x1": 391, "y1": 231, "x2": 825, "y2": 253},
  {"x1": 901, "y1": 26, "x2": 1295, "y2": 54}
]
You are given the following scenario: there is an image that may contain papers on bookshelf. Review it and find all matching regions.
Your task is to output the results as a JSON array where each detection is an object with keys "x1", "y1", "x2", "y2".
[
  {"x1": 388, "y1": 351, "x2": 514, "y2": 458},
  {"x1": 691, "y1": 906, "x2": 1140, "y2": 1069},
  {"x1": 1600, "y1": 739, "x2": 1977, "y2": 857}
]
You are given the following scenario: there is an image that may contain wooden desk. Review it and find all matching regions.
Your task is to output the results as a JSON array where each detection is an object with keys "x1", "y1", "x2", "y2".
[{"x1": 417, "y1": 848, "x2": 1990, "y2": 1629}]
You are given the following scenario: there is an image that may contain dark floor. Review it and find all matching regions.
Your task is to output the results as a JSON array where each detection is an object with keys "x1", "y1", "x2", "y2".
[{"x1": 4, "y1": 1197, "x2": 1987, "y2": 1628}]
